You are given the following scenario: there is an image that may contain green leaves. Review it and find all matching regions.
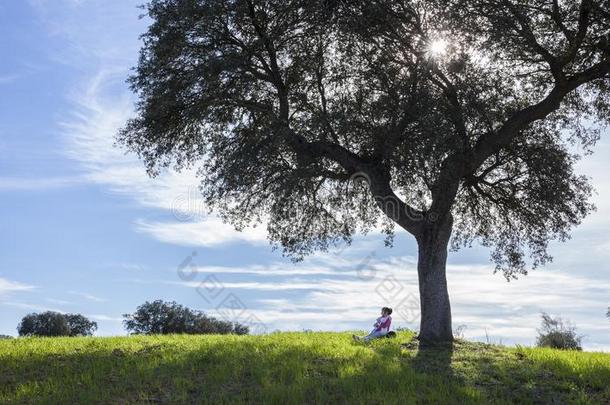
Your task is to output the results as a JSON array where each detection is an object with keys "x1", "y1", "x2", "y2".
[
  {"x1": 120, "y1": 0, "x2": 609, "y2": 274},
  {"x1": 17, "y1": 312, "x2": 98, "y2": 337}
]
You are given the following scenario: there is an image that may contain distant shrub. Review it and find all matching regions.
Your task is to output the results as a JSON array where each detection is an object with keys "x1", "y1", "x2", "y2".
[
  {"x1": 123, "y1": 300, "x2": 249, "y2": 335},
  {"x1": 17, "y1": 312, "x2": 97, "y2": 337},
  {"x1": 536, "y1": 312, "x2": 582, "y2": 350},
  {"x1": 64, "y1": 314, "x2": 99, "y2": 336},
  {"x1": 0, "y1": 334, "x2": 13, "y2": 340},
  {"x1": 233, "y1": 323, "x2": 250, "y2": 335},
  {"x1": 454, "y1": 324, "x2": 467, "y2": 339}
]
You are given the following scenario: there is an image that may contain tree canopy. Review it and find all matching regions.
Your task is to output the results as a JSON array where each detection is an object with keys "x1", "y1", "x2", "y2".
[
  {"x1": 120, "y1": 0, "x2": 609, "y2": 277},
  {"x1": 123, "y1": 300, "x2": 249, "y2": 335},
  {"x1": 17, "y1": 312, "x2": 98, "y2": 337},
  {"x1": 120, "y1": 0, "x2": 610, "y2": 342}
]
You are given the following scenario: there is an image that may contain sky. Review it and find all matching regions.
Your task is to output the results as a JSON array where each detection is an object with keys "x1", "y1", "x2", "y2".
[{"x1": 1, "y1": 0, "x2": 609, "y2": 350}]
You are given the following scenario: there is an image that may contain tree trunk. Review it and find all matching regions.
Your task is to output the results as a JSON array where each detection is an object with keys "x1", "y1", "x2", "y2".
[{"x1": 416, "y1": 214, "x2": 453, "y2": 345}]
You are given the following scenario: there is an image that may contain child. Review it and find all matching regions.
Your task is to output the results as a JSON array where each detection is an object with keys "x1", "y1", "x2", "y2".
[{"x1": 353, "y1": 307, "x2": 392, "y2": 342}]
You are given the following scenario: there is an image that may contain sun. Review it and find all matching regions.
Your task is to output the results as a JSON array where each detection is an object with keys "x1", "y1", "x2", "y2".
[{"x1": 428, "y1": 38, "x2": 448, "y2": 57}]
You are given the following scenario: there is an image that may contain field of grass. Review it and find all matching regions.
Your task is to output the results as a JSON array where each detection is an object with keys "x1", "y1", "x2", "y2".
[{"x1": 1, "y1": 331, "x2": 609, "y2": 404}]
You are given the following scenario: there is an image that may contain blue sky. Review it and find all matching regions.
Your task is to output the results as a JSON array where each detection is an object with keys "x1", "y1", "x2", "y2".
[{"x1": 1, "y1": 0, "x2": 609, "y2": 350}]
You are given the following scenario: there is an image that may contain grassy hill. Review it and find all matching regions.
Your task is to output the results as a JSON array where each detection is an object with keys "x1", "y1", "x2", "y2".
[{"x1": 1, "y1": 331, "x2": 609, "y2": 404}]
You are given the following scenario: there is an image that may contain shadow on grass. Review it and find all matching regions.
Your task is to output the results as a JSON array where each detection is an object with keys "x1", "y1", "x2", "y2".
[
  {"x1": 0, "y1": 337, "x2": 465, "y2": 404},
  {"x1": 1, "y1": 336, "x2": 609, "y2": 404},
  {"x1": 411, "y1": 340, "x2": 454, "y2": 377}
]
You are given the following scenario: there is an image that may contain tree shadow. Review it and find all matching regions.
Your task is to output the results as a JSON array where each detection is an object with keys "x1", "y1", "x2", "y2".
[
  {"x1": 2, "y1": 335, "x2": 608, "y2": 403},
  {"x1": 409, "y1": 339, "x2": 455, "y2": 378}
]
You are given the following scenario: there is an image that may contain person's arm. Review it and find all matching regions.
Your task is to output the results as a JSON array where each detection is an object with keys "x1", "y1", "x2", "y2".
[{"x1": 379, "y1": 316, "x2": 391, "y2": 331}]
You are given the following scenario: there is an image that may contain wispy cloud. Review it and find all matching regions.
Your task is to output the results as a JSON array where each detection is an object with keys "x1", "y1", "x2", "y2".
[
  {"x1": 0, "y1": 73, "x2": 19, "y2": 84},
  {"x1": 153, "y1": 253, "x2": 610, "y2": 350},
  {"x1": 46, "y1": 298, "x2": 73, "y2": 305},
  {"x1": 61, "y1": 67, "x2": 269, "y2": 247},
  {"x1": 135, "y1": 219, "x2": 268, "y2": 248},
  {"x1": 0, "y1": 278, "x2": 35, "y2": 297},
  {"x1": 26, "y1": 0, "x2": 263, "y2": 248},
  {"x1": 0, "y1": 175, "x2": 87, "y2": 191},
  {"x1": 112, "y1": 263, "x2": 147, "y2": 272},
  {"x1": 87, "y1": 314, "x2": 123, "y2": 322},
  {"x1": 184, "y1": 264, "x2": 360, "y2": 277},
  {"x1": 1, "y1": 301, "x2": 64, "y2": 313},
  {"x1": 68, "y1": 291, "x2": 106, "y2": 303}
]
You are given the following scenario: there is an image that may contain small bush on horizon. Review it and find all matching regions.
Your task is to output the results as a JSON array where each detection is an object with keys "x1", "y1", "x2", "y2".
[
  {"x1": 17, "y1": 312, "x2": 97, "y2": 337},
  {"x1": 536, "y1": 312, "x2": 582, "y2": 351},
  {"x1": 123, "y1": 300, "x2": 248, "y2": 335},
  {"x1": 454, "y1": 324, "x2": 468, "y2": 339},
  {"x1": 0, "y1": 334, "x2": 13, "y2": 339}
]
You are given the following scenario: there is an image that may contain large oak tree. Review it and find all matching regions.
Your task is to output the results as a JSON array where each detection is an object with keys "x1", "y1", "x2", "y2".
[{"x1": 119, "y1": 0, "x2": 610, "y2": 343}]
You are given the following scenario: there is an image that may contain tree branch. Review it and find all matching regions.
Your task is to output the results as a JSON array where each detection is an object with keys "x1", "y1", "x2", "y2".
[
  {"x1": 470, "y1": 57, "x2": 610, "y2": 171},
  {"x1": 551, "y1": 0, "x2": 574, "y2": 43},
  {"x1": 245, "y1": 2, "x2": 425, "y2": 236},
  {"x1": 559, "y1": 0, "x2": 593, "y2": 66},
  {"x1": 502, "y1": 0, "x2": 564, "y2": 81}
]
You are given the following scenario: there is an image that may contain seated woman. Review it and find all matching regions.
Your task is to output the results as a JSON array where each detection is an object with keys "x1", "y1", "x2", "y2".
[{"x1": 353, "y1": 307, "x2": 392, "y2": 342}]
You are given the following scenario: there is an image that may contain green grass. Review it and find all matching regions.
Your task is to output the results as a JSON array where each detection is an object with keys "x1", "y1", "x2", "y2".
[{"x1": 1, "y1": 331, "x2": 609, "y2": 404}]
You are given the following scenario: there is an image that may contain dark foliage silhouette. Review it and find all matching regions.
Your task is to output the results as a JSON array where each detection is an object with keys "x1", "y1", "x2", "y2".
[
  {"x1": 123, "y1": 300, "x2": 249, "y2": 335},
  {"x1": 17, "y1": 312, "x2": 98, "y2": 337},
  {"x1": 120, "y1": 0, "x2": 610, "y2": 343},
  {"x1": 536, "y1": 312, "x2": 583, "y2": 350}
]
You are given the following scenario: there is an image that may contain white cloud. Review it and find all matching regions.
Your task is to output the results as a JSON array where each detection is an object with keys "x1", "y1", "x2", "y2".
[
  {"x1": 87, "y1": 314, "x2": 123, "y2": 322},
  {"x1": 0, "y1": 278, "x2": 35, "y2": 297},
  {"x1": 185, "y1": 263, "x2": 360, "y2": 277},
  {"x1": 33, "y1": 0, "x2": 268, "y2": 249},
  {"x1": 61, "y1": 66, "x2": 269, "y2": 247},
  {"x1": 1, "y1": 301, "x2": 64, "y2": 313},
  {"x1": 135, "y1": 219, "x2": 268, "y2": 248},
  {"x1": 46, "y1": 298, "x2": 73, "y2": 305},
  {"x1": 0, "y1": 176, "x2": 86, "y2": 191},
  {"x1": 157, "y1": 253, "x2": 610, "y2": 350},
  {"x1": 575, "y1": 140, "x2": 610, "y2": 222},
  {"x1": 68, "y1": 291, "x2": 106, "y2": 303}
]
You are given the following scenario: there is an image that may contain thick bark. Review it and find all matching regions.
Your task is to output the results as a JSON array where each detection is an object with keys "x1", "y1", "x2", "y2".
[{"x1": 416, "y1": 214, "x2": 453, "y2": 345}]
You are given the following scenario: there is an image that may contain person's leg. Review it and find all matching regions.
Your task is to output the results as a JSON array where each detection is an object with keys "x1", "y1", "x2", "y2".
[
  {"x1": 353, "y1": 329, "x2": 376, "y2": 342},
  {"x1": 363, "y1": 330, "x2": 386, "y2": 342}
]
